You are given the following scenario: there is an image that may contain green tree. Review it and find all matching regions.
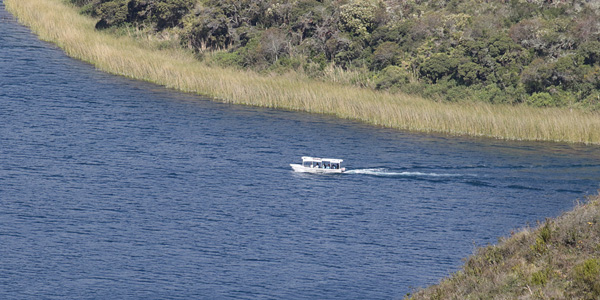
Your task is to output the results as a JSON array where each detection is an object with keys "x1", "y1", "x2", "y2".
[
  {"x1": 95, "y1": 0, "x2": 129, "y2": 29},
  {"x1": 521, "y1": 58, "x2": 553, "y2": 93},
  {"x1": 371, "y1": 41, "x2": 400, "y2": 70},
  {"x1": 420, "y1": 53, "x2": 459, "y2": 83},
  {"x1": 457, "y1": 61, "x2": 483, "y2": 85},
  {"x1": 579, "y1": 41, "x2": 600, "y2": 65},
  {"x1": 339, "y1": 0, "x2": 383, "y2": 40},
  {"x1": 154, "y1": 0, "x2": 194, "y2": 29},
  {"x1": 181, "y1": 10, "x2": 232, "y2": 51},
  {"x1": 552, "y1": 54, "x2": 584, "y2": 89}
]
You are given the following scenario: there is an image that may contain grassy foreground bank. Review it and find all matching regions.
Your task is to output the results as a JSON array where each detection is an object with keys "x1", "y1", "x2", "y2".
[
  {"x1": 408, "y1": 194, "x2": 600, "y2": 300},
  {"x1": 6, "y1": 0, "x2": 600, "y2": 144}
]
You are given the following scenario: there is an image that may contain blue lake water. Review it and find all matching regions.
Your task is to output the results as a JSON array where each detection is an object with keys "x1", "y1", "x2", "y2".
[{"x1": 1, "y1": 2, "x2": 600, "y2": 299}]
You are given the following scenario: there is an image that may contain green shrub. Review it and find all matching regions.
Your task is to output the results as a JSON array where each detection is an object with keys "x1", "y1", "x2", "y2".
[
  {"x1": 530, "y1": 237, "x2": 547, "y2": 255},
  {"x1": 579, "y1": 92, "x2": 600, "y2": 111},
  {"x1": 268, "y1": 56, "x2": 304, "y2": 74},
  {"x1": 530, "y1": 268, "x2": 551, "y2": 286},
  {"x1": 236, "y1": 38, "x2": 267, "y2": 68},
  {"x1": 539, "y1": 220, "x2": 552, "y2": 243},
  {"x1": 563, "y1": 228, "x2": 579, "y2": 246},
  {"x1": 530, "y1": 220, "x2": 553, "y2": 255},
  {"x1": 483, "y1": 245, "x2": 504, "y2": 265},
  {"x1": 527, "y1": 92, "x2": 554, "y2": 107},
  {"x1": 212, "y1": 51, "x2": 242, "y2": 67},
  {"x1": 446, "y1": 86, "x2": 473, "y2": 102},
  {"x1": 375, "y1": 65, "x2": 410, "y2": 90},
  {"x1": 573, "y1": 258, "x2": 600, "y2": 299}
]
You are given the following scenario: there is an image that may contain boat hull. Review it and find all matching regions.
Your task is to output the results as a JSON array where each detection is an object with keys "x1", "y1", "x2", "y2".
[{"x1": 290, "y1": 164, "x2": 345, "y2": 174}]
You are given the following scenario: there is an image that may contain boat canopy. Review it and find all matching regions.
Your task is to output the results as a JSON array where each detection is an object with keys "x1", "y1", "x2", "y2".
[{"x1": 301, "y1": 156, "x2": 343, "y2": 164}]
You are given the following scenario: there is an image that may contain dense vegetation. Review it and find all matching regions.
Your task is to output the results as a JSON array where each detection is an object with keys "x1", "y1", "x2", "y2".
[
  {"x1": 408, "y1": 194, "x2": 600, "y2": 299},
  {"x1": 71, "y1": 0, "x2": 600, "y2": 109}
]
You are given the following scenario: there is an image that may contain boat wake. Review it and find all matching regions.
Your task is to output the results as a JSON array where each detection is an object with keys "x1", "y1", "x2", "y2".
[{"x1": 345, "y1": 168, "x2": 468, "y2": 178}]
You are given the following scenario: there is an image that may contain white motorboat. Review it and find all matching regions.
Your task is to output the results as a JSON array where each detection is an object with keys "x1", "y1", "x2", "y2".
[{"x1": 290, "y1": 156, "x2": 346, "y2": 174}]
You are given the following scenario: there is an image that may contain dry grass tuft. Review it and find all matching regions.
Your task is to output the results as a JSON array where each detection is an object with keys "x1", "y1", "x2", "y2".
[{"x1": 5, "y1": 0, "x2": 600, "y2": 144}]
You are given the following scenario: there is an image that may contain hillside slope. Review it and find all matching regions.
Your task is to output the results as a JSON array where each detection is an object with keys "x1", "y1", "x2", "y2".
[{"x1": 408, "y1": 194, "x2": 600, "y2": 300}]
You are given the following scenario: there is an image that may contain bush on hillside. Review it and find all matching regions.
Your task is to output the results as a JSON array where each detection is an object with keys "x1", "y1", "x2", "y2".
[
  {"x1": 573, "y1": 258, "x2": 600, "y2": 299},
  {"x1": 375, "y1": 65, "x2": 409, "y2": 90}
]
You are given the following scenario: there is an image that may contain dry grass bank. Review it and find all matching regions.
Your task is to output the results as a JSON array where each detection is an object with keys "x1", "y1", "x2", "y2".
[
  {"x1": 408, "y1": 194, "x2": 600, "y2": 300},
  {"x1": 6, "y1": 0, "x2": 600, "y2": 144}
]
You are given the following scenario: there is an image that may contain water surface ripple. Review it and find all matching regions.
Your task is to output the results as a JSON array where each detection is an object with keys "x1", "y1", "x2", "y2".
[{"x1": 1, "y1": 3, "x2": 599, "y2": 299}]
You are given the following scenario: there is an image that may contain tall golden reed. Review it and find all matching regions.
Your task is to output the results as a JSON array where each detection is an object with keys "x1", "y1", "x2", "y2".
[{"x1": 6, "y1": 0, "x2": 600, "y2": 144}]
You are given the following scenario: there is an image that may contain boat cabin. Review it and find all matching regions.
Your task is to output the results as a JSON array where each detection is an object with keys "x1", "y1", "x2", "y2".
[{"x1": 301, "y1": 156, "x2": 343, "y2": 170}]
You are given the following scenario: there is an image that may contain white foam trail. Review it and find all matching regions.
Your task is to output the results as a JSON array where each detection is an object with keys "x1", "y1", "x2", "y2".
[{"x1": 345, "y1": 168, "x2": 465, "y2": 177}]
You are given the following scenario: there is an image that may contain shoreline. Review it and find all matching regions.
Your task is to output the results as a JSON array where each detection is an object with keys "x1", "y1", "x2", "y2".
[{"x1": 5, "y1": 0, "x2": 600, "y2": 144}]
